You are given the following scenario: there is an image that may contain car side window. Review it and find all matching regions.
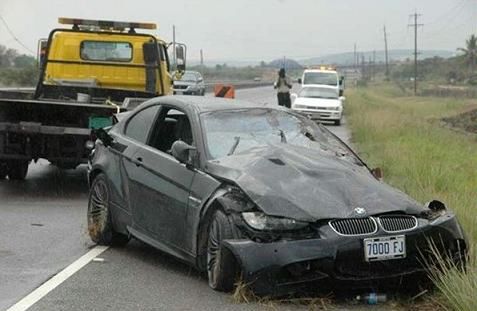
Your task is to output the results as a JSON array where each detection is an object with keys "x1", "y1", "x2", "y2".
[
  {"x1": 124, "y1": 105, "x2": 160, "y2": 144},
  {"x1": 149, "y1": 107, "x2": 194, "y2": 153}
]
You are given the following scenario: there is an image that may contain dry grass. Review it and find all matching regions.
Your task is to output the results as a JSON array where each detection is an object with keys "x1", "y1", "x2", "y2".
[{"x1": 346, "y1": 84, "x2": 477, "y2": 311}]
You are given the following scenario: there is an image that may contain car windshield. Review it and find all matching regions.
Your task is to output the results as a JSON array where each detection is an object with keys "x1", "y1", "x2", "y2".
[
  {"x1": 303, "y1": 72, "x2": 338, "y2": 86},
  {"x1": 201, "y1": 108, "x2": 362, "y2": 165},
  {"x1": 181, "y1": 72, "x2": 198, "y2": 82},
  {"x1": 299, "y1": 87, "x2": 338, "y2": 99}
]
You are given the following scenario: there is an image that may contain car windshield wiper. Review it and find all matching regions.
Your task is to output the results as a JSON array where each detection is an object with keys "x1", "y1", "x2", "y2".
[{"x1": 227, "y1": 136, "x2": 241, "y2": 156}]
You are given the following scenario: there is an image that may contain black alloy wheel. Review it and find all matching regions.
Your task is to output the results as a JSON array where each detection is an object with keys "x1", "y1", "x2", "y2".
[
  {"x1": 7, "y1": 160, "x2": 29, "y2": 180},
  {"x1": 207, "y1": 210, "x2": 237, "y2": 292},
  {"x1": 87, "y1": 173, "x2": 129, "y2": 246}
]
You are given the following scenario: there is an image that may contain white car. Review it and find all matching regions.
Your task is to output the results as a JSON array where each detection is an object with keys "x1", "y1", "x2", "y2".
[{"x1": 291, "y1": 86, "x2": 344, "y2": 125}]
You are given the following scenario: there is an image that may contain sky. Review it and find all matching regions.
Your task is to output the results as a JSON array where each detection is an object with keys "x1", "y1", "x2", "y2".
[{"x1": 0, "y1": 0, "x2": 475, "y2": 63}]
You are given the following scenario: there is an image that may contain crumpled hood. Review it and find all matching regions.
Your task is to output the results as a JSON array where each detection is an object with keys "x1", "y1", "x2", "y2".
[{"x1": 206, "y1": 145, "x2": 424, "y2": 222}]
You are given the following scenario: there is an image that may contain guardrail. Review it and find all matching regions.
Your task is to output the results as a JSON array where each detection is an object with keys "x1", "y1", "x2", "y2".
[{"x1": 0, "y1": 81, "x2": 273, "y2": 100}]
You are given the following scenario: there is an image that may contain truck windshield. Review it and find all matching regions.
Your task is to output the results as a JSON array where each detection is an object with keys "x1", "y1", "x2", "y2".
[
  {"x1": 80, "y1": 41, "x2": 132, "y2": 62},
  {"x1": 299, "y1": 87, "x2": 338, "y2": 99},
  {"x1": 303, "y1": 72, "x2": 338, "y2": 86}
]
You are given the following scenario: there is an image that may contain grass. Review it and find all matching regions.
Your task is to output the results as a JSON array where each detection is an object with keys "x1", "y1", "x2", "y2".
[{"x1": 346, "y1": 84, "x2": 477, "y2": 310}]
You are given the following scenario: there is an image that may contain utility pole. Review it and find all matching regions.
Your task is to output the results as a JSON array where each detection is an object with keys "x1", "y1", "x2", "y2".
[
  {"x1": 172, "y1": 25, "x2": 176, "y2": 71},
  {"x1": 383, "y1": 25, "x2": 389, "y2": 79},
  {"x1": 372, "y1": 50, "x2": 376, "y2": 80},
  {"x1": 200, "y1": 49, "x2": 204, "y2": 66},
  {"x1": 409, "y1": 13, "x2": 423, "y2": 95},
  {"x1": 354, "y1": 43, "x2": 357, "y2": 69}
]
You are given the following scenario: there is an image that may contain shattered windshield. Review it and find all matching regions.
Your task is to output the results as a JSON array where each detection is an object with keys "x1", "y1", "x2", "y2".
[{"x1": 201, "y1": 108, "x2": 362, "y2": 164}]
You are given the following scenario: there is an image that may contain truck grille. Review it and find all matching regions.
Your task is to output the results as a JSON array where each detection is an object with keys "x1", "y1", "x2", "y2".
[
  {"x1": 329, "y1": 218, "x2": 377, "y2": 236},
  {"x1": 378, "y1": 215, "x2": 417, "y2": 232},
  {"x1": 174, "y1": 85, "x2": 188, "y2": 89}
]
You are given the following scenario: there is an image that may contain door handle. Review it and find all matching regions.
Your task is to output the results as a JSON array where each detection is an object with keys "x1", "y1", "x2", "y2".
[{"x1": 135, "y1": 157, "x2": 143, "y2": 167}]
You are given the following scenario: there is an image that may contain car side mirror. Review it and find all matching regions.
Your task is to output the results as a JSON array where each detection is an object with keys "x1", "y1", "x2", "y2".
[
  {"x1": 371, "y1": 167, "x2": 383, "y2": 180},
  {"x1": 297, "y1": 78, "x2": 302, "y2": 84},
  {"x1": 171, "y1": 140, "x2": 196, "y2": 167}
]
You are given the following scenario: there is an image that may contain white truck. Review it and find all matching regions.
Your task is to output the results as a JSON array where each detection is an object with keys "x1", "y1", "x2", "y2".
[{"x1": 298, "y1": 66, "x2": 344, "y2": 96}]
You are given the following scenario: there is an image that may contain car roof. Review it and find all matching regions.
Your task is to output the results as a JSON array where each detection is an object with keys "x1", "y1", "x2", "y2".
[{"x1": 141, "y1": 95, "x2": 280, "y2": 113}]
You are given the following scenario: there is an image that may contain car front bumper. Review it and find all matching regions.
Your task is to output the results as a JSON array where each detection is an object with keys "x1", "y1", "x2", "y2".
[
  {"x1": 292, "y1": 108, "x2": 342, "y2": 121},
  {"x1": 222, "y1": 214, "x2": 467, "y2": 296}
]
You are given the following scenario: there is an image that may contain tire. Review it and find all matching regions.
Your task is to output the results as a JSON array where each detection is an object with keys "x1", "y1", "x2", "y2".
[
  {"x1": 87, "y1": 173, "x2": 129, "y2": 246},
  {"x1": 7, "y1": 161, "x2": 29, "y2": 180},
  {"x1": 334, "y1": 119, "x2": 341, "y2": 126},
  {"x1": 0, "y1": 162, "x2": 7, "y2": 180},
  {"x1": 207, "y1": 210, "x2": 237, "y2": 292},
  {"x1": 201, "y1": 89, "x2": 205, "y2": 96}
]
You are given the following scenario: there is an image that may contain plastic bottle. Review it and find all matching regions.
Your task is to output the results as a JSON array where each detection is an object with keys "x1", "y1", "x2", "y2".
[{"x1": 355, "y1": 293, "x2": 387, "y2": 305}]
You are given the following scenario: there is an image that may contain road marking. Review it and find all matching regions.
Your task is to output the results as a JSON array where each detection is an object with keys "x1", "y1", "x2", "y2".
[{"x1": 7, "y1": 245, "x2": 109, "y2": 311}]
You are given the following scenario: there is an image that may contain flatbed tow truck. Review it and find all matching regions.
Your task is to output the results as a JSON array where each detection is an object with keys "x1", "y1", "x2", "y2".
[{"x1": 0, "y1": 17, "x2": 185, "y2": 180}]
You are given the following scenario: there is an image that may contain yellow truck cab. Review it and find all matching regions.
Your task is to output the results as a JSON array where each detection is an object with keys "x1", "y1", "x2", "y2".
[
  {"x1": 36, "y1": 17, "x2": 184, "y2": 102},
  {"x1": 0, "y1": 17, "x2": 185, "y2": 180}
]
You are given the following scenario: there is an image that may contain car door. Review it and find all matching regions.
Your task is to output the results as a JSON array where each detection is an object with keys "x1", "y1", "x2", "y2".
[{"x1": 126, "y1": 106, "x2": 196, "y2": 257}]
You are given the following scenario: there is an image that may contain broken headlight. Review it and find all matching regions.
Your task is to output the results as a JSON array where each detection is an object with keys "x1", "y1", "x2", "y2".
[{"x1": 242, "y1": 212, "x2": 308, "y2": 231}]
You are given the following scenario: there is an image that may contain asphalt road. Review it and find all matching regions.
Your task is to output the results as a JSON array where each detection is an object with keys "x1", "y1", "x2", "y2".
[{"x1": 1, "y1": 86, "x2": 353, "y2": 311}]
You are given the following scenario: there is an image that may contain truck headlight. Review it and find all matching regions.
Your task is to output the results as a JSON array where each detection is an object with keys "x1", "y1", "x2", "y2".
[{"x1": 242, "y1": 212, "x2": 308, "y2": 231}]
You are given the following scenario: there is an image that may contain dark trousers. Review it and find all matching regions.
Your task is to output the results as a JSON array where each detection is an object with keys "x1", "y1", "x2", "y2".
[{"x1": 277, "y1": 92, "x2": 291, "y2": 108}]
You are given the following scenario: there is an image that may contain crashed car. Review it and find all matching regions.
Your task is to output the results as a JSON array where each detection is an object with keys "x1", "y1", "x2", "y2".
[{"x1": 87, "y1": 96, "x2": 467, "y2": 295}]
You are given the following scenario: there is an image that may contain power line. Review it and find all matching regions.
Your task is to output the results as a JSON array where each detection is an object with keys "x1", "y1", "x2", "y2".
[
  {"x1": 409, "y1": 12, "x2": 424, "y2": 95},
  {"x1": 0, "y1": 14, "x2": 35, "y2": 54}
]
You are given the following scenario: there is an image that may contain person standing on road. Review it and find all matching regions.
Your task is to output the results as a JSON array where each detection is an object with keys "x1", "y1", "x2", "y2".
[{"x1": 274, "y1": 68, "x2": 292, "y2": 108}]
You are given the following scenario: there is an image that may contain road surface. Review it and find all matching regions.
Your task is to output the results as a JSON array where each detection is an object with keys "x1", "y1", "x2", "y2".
[{"x1": 1, "y1": 86, "x2": 354, "y2": 311}]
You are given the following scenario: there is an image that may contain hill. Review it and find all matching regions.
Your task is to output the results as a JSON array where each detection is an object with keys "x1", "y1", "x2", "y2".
[{"x1": 300, "y1": 49, "x2": 455, "y2": 66}]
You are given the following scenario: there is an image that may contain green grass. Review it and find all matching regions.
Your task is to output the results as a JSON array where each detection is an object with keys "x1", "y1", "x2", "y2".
[{"x1": 346, "y1": 84, "x2": 477, "y2": 310}]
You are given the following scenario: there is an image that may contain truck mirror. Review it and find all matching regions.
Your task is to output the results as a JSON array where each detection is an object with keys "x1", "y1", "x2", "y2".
[
  {"x1": 175, "y1": 44, "x2": 186, "y2": 72},
  {"x1": 297, "y1": 78, "x2": 302, "y2": 84}
]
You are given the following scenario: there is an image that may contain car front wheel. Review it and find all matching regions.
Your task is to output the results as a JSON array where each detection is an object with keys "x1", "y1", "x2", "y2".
[
  {"x1": 207, "y1": 210, "x2": 237, "y2": 292},
  {"x1": 87, "y1": 173, "x2": 129, "y2": 246}
]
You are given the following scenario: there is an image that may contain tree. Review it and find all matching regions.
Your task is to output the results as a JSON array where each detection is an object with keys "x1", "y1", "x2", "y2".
[{"x1": 457, "y1": 34, "x2": 477, "y2": 75}]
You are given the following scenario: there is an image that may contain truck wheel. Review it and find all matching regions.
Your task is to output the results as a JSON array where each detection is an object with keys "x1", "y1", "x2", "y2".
[
  {"x1": 207, "y1": 210, "x2": 237, "y2": 292},
  {"x1": 8, "y1": 161, "x2": 29, "y2": 180},
  {"x1": 0, "y1": 163, "x2": 7, "y2": 180},
  {"x1": 87, "y1": 173, "x2": 129, "y2": 246}
]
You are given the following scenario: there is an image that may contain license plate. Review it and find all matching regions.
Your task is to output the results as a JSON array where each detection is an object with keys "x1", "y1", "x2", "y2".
[{"x1": 364, "y1": 235, "x2": 406, "y2": 262}]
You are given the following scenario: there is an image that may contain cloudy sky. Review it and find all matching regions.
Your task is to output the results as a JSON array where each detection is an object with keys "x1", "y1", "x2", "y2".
[{"x1": 0, "y1": 0, "x2": 475, "y2": 62}]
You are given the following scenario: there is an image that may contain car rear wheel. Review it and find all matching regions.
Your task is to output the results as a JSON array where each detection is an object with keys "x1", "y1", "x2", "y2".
[
  {"x1": 7, "y1": 160, "x2": 29, "y2": 180},
  {"x1": 88, "y1": 173, "x2": 129, "y2": 246},
  {"x1": 207, "y1": 210, "x2": 237, "y2": 292}
]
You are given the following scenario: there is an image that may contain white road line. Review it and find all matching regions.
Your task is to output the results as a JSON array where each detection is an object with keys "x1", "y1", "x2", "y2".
[{"x1": 7, "y1": 245, "x2": 109, "y2": 311}]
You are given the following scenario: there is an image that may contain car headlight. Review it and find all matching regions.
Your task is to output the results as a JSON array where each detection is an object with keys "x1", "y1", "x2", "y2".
[{"x1": 242, "y1": 212, "x2": 308, "y2": 231}]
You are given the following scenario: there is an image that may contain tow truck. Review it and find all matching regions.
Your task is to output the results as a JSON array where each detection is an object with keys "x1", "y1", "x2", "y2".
[
  {"x1": 0, "y1": 17, "x2": 186, "y2": 180},
  {"x1": 298, "y1": 66, "x2": 344, "y2": 96}
]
